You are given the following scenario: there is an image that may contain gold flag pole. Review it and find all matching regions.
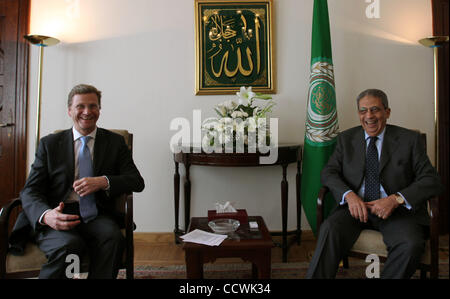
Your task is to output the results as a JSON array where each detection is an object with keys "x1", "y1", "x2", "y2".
[
  {"x1": 24, "y1": 35, "x2": 60, "y2": 151},
  {"x1": 419, "y1": 36, "x2": 449, "y2": 171}
]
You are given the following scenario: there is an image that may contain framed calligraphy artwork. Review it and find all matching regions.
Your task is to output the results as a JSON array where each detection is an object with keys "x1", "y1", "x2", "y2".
[{"x1": 195, "y1": 0, "x2": 275, "y2": 95}]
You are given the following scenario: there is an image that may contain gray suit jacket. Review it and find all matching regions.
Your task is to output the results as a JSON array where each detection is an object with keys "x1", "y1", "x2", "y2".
[{"x1": 321, "y1": 124, "x2": 443, "y2": 226}]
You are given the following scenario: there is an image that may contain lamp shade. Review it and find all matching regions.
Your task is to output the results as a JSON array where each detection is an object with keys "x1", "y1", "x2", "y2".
[
  {"x1": 419, "y1": 36, "x2": 449, "y2": 48},
  {"x1": 24, "y1": 35, "x2": 60, "y2": 47}
]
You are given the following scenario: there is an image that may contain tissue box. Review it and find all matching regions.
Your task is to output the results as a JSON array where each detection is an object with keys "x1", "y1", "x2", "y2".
[{"x1": 208, "y1": 209, "x2": 248, "y2": 223}]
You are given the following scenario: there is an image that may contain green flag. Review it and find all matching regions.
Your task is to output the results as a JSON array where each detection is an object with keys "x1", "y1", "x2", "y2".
[{"x1": 301, "y1": 0, "x2": 339, "y2": 235}]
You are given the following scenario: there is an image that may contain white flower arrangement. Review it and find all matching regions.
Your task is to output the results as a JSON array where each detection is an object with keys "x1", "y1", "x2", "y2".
[{"x1": 202, "y1": 86, "x2": 275, "y2": 150}]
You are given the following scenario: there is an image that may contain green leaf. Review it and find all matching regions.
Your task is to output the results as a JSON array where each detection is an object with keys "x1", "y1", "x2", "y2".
[
  {"x1": 255, "y1": 93, "x2": 272, "y2": 100},
  {"x1": 214, "y1": 108, "x2": 224, "y2": 117}
]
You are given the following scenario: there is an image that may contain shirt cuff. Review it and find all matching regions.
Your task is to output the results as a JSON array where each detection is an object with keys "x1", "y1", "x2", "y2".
[
  {"x1": 103, "y1": 175, "x2": 110, "y2": 191},
  {"x1": 39, "y1": 209, "x2": 52, "y2": 225},
  {"x1": 341, "y1": 190, "x2": 352, "y2": 205},
  {"x1": 397, "y1": 192, "x2": 412, "y2": 210}
]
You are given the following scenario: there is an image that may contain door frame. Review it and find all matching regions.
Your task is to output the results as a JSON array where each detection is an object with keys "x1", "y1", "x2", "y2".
[
  {"x1": 431, "y1": 0, "x2": 449, "y2": 234},
  {"x1": 11, "y1": 0, "x2": 29, "y2": 198}
]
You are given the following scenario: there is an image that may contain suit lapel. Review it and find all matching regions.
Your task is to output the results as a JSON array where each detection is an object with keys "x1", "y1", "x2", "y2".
[
  {"x1": 380, "y1": 125, "x2": 398, "y2": 172},
  {"x1": 59, "y1": 130, "x2": 75, "y2": 203},
  {"x1": 352, "y1": 127, "x2": 366, "y2": 181},
  {"x1": 93, "y1": 128, "x2": 108, "y2": 175},
  {"x1": 61, "y1": 129, "x2": 75, "y2": 182}
]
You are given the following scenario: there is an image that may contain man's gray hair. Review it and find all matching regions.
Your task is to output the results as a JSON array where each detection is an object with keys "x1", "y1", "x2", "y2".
[
  {"x1": 356, "y1": 89, "x2": 389, "y2": 109},
  {"x1": 68, "y1": 84, "x2": 102, "y2": 108}
]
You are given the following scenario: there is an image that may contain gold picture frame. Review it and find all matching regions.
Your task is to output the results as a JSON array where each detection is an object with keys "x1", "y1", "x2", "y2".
[{"x1": 195, "y1": 0, "x2": 275, "y2": 95}]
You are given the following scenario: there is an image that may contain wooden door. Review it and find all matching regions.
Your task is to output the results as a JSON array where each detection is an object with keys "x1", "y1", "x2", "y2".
[{"x1": 0, "y1": 0, "x2": 29, "y2": 207}]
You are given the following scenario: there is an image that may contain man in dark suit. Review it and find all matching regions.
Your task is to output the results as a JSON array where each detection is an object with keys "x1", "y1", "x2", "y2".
[
  {"x1": 306, "y1": 89, "x2": 443, "y2": 279},
  {"x1": 19, "y1": 84, "x2": 145, "y2": 278}
]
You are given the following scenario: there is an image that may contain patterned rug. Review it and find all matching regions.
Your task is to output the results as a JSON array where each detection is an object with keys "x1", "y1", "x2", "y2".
[{"x1": 117, "y1": 259, "x2": 449, "y2": 279}]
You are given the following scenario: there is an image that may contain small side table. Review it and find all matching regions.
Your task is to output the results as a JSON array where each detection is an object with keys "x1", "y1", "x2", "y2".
[
  {"x1": 174, "y1": 143, "x2": 302, "y2": 262},
  {"x1": 182, "y1": 216, "x2": 274, "y2": 279}
]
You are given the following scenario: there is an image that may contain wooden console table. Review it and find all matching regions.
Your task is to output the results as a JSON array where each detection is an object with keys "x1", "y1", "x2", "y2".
[{"x1": 173, "y1": 143, "x2": 302, "y2": 262}]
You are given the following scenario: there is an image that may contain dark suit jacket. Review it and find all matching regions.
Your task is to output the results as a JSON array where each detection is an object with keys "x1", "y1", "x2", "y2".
[
  {"x1": 321, "y1": 124, "x2": 443, "y2": 226},
  {"x1": 19, "y1": 128, "x2": 145, "y2": 232}
]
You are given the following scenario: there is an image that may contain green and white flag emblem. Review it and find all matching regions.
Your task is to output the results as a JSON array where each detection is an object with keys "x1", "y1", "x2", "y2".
[{"x1": 301, "y1": 0, "x2": 339, "y2": 235}]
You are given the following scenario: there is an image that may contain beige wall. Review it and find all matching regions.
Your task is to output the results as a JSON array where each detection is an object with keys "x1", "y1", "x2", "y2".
[{"x1": 27, "y1": 0, "x2": 434, "y2": 232}]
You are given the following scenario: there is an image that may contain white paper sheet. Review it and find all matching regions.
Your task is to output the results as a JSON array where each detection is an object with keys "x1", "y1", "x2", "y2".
[{"x1": 180, "y1": 229, "x2": 227, "y2": 246}]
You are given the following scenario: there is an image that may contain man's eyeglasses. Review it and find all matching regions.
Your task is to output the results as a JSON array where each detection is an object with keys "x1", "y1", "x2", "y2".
[{"x1": 358, "y1": 106, "x2": 384, "y2": 114}]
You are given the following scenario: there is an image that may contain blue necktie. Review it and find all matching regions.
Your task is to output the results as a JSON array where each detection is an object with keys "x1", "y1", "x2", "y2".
[
  {"x1": 364, "y1": 136, "x2": 380, "y2": 202},
  {"x1": 78, "y1": 136, "x2": 98, "y2": 222}
]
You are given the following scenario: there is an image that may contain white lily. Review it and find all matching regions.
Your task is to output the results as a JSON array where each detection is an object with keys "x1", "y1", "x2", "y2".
[
  {"x1": 231, "y1": 110, "x2": 248, "y2": 119},
  {"x1": 203, "y1": 86, "x2": 275, "y2": 149},
  {"x1": 236, "y1": 86, "x2": 256, "y2": 105},
  {"x1": 226, "y1": 100, "x2": 238, "y2": 110}
]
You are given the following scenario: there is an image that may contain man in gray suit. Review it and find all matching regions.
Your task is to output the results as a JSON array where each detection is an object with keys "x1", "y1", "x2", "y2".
[{"x1": 306, "y1": 89, "x2": 443, "y2": 279}]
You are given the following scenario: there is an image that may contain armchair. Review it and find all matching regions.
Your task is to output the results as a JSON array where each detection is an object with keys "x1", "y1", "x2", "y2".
[
  {"x1": 0, "y1": 129, "x2": 135, "y2": 279},
  {"x1": 316, "y1": 133, "x2": 440, "y2": 279},
  {"x1": 317, "y1": 186, "x2": 439, "y2": 279}
]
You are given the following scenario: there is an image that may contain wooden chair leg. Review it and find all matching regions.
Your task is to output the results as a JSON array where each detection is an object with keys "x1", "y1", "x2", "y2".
[
  {"x1": 126, "y1": 246, "x2": 134, "y2": 279},
  {"x1": 127, "y1": 263, "x2": 134, "y2": 279},
  {"x1": 430, "y1": 264, "x2": 438, "y2": 279},
  {"x1": 420, "y1": 268, "x2": 427, "y2": 279},
  {"x1": 342, "y1": 256, "x2": 349, "y2": 269}
]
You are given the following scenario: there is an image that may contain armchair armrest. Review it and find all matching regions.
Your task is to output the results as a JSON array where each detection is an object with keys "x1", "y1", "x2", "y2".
[
  {"x1": 124, "y1": 193, "x2": 134, "y2": 279},
  {"x1": 0, "y1": 198, "x2": 22, "y2": 278},
  {"x1": 114, "y1": 193, "x2": 134, "y2": 279},
  {"x1": 124, "y1": 193, "x2": 134, "y2": 233},
  {"x1": 428, "y1": 196, "x2": 439, "y2": 278},
  {"x1": 0, "y1": 198, "x2": 22, "y2": 227},
  {"x1": 317, "y1": 186, "x2": 329, "y2": 233},
  {"x1": 114, "y1": 193, "x2": 134, "y2": 230},
  {"x1": 0, "y1": 198, "x2": 22, "y2": 244},
  {"x1": 429, "y1": 196, "x2": 439, "y2": 234}
]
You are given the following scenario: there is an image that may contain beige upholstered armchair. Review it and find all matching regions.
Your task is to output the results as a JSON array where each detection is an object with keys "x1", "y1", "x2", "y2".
[
  {"x1": 316, "y1": 187, "x2": 439, "y2": 279},
  {"x1": 0, "y1": 129, "x2": 135, "y2": 279},
  {"x1": 316, "y1": 133, "x2": 440, "y2": 279}
]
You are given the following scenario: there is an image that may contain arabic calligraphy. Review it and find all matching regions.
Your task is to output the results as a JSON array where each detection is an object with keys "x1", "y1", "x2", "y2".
[
  {"x1": 196, "y1": 1, "x2": 274, "y2": 94},
  {"x1": 203, "y1": 9, "x2": 264, "y2": 80}
]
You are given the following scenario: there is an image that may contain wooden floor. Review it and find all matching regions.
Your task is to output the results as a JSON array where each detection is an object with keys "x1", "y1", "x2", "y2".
[
  {"x1": 134, "y1": 230, "x2": 319, "y2": 266},
  {"x1": 134, "y1": 231, "x2": 449, "y2": 267}
]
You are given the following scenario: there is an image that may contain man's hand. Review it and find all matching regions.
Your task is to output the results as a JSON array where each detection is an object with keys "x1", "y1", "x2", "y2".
[
  {"x1": 365, "y1": 195, "x2": 399, "y2": 220},
  {"x1": 73, "y1": 176, "x2": 108, "y2": 197},
  {"x1": 43, "y1": 202, "x2": 80, "y2": 231},
  {"x1": 345, "y1": 191, "x2": 369, "y2": 223}
]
